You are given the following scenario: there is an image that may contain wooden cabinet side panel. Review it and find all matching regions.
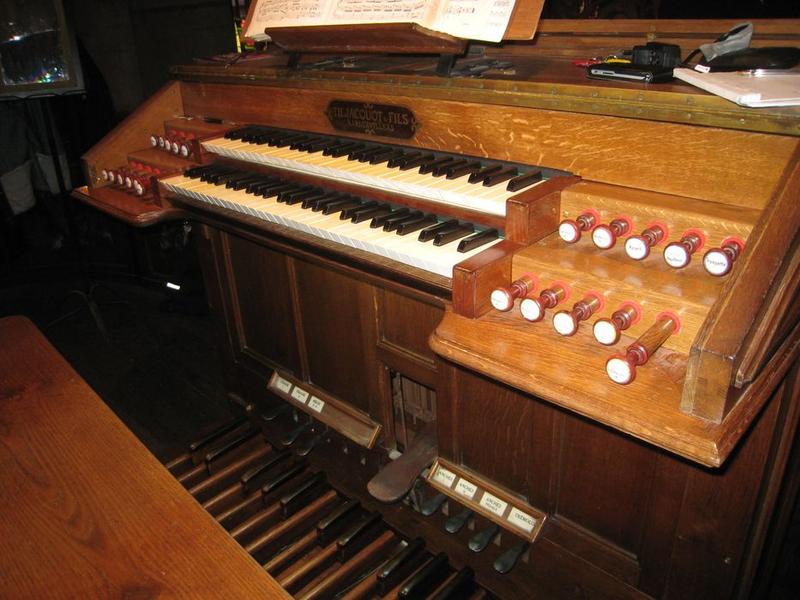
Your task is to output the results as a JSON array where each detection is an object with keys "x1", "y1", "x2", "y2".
[
  {"x1": 223, "y1": 233, "x2": 302, "y2": 376},
  {"x1": 294, "y1": 259, "x2": 379, "y2": 417}
]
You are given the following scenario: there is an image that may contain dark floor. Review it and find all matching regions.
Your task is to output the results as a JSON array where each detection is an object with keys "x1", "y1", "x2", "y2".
[{"x1": 0, "y1": 269, "x2": 234, "y2": 462}]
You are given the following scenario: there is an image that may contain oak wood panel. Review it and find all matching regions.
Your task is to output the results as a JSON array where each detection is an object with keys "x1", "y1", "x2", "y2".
[
  {"x1": 504, "y1": 0, "x2": 545, "y2": 40},
  {"x1": 556, "y1": 415, "x2": 657, "y2": 554},
  {"x1": 377, "y1": 288, "x2": 443, "y2": 367},
  {"x1": 293, "y1": 259, "x2": 379, "y2": 417},
  {"x1": 685, "y1": 147, "x2": 800, "y2": 421},
  {"x1": 665, "y1": 384, "x2": 784, "y2": 599},
  {"x1": 431, "y1": 307, "x2": 725, "y2": 466},
  {"x1": 83, "y1": 81, "x2": 183, "y2": 187},
  {"x1": 446, "y1": 366, "x2": 538, "y2": 498},
  {"x1": 223, "y1": 232, "x2": 303, "y2": 375},
  {"x1": 180, "y1": 81, "x2": 796, "y2": 208},
  {"x1": 0, "y1": 316, "x2": 288, "y2": 600}
]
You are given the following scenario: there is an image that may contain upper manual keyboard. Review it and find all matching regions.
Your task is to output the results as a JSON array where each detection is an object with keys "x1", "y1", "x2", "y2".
[{"x1": 201, "y1": 126, "x2": 552, "y2": 217}]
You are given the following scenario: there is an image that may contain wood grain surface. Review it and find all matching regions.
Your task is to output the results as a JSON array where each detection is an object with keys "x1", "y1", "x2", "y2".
[{"x1": 0, "y1": 316, "x2": 289, "y2": 599}]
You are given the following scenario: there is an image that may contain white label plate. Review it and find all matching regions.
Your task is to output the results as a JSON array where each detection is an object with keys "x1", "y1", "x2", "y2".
[
  {"x1": 507, "y1": 507, "x2": 536, "y2": 533},
  {"x1": 308, "y1": 396, "x2": 325, "y2": 413},
  {"x1": 274, "y1": 376, "x2": 292, "y2": 394},
  {"x1": 479, "y1": 492, "x2": 508, "y2": 517},
  {"x1": 455, "y1": 478, "x2": 478, "y2": 499},
  {"x1": 432, "y1": 466, "x2": 457, "y2": 488},
  {"x1": 291, "y1": 387, "x2": 309, "y2": 404}
]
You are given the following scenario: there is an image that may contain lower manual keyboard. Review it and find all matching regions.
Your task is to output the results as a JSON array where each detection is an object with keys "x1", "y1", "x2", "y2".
[{"x1": 161, "y1": 165, "x2": 502, "y2": 278}]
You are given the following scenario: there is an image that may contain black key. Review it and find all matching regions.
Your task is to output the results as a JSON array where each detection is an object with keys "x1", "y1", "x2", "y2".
[
  {"x1": 396, "y1": 215, "x2": 438, "y2": 236},
  {"x1": 273, "y1": 133, "x2": 307, "y2": 148},
  {"x1": 348, "y1": 146, "x2": 379, "y2": 161},
  {"x1": 284, "y1": 188, "x2": 323, "y2": 205},
  {"x1": 376, "y1": 538, "x2": 427, "y2": 595},
  {"x1": 494, "y1": 541, "x2": 529, "y2": 574},
  {"x1": 507, "y1": 169, "x2": 543, "y2": 192},
  {"x1": 302, "y1": 191, "x2": 340, "y2": 210},
  {"x1": 383, "y1": 211, "x2": 423, "y2": 232},
  {"x1": 234, "y1": 127, "x2": 263, "y2": 142},
  {"x1": 352, "y1": 204, "x2": 392, "y2": 224},
  {"x1": 223, "y1": 173, "x2": 256, "y2": 187},
  {"x1": 357, "y1": 147, "x2": 387, "y2": 163},
  {"x1": 446, "y1": 161, "x2": 483, "y2": 180},
  {"x1": 208, "y1": 170, "x2": 241, "y2": 185},
  {"x1": 468, "y1": 164, "x2": 502, "y2": 184},
  {"x1": 277, "y1": 185, "x2": 314, "y2": 202},
  {"x1": 260, "y1": 460, "x2": 308, "y2": 498},
  {"x1": 322, "y1": 142, "x2": 350, "y2": 156},
  {"x1": 280, "y1": 472, "x2": 327, "y2": 517},
  {"x1": 188, "y1": 416, "x2": 247, "y2": 454},
  {"x1": 432, "y1": 159, "x2": 465, "y2": 177},
  {"x1": 398, "y1": 552, "x2": 449, "y2": 599},
  {"x1": 223, "y1": 127, "x2": 249, "y2": 140},
  {"x1": 430, "y1": 567, "x2": 476, "y2": 600},
  {"x1": 240, "y1": 449, "x2": 291, "y2": 493},
  {"x1": 337, "y1": 512, "x2": 383, "y2": 561},
  {"x1": 457, "y1": 228, "x2": 499, "y2": 252},
  {"x1": 305, "y1": 139, "x2": 338, "y2": 153},
  {"x1": 199, "y1": 166, "x2": 232, "y2": 182},
  {"x1": 434, "y1": 223, "x2": 474, "y2": 246},
  {"x1": 247, "y1": 177, "x2": 281, "y2": 194},
  {"x1": 322, "y1": 197, "x2": 362, "y2": 215},
  {"x1": 261, "y1": 183, "x2": 298, "y2": 198},
  {"x1": 484, "y1": 166, "x2": 518, "y2": 187},
  {"x1": 290, "y1": 136, "x2": 321, "y2": 150},
  {"x1": 340, "y1": 200, "x2": 377, "y2": 220},
  {"x1": 399, "y1": 154, "x2": 435, "y2": 171},
  {"x1": 369, "y1": 148, "x2": 401, "y2": 165},
  {"x1": 311, "y1": 193, "x2": 348, "y2": 212},
  {"x1": 371, "y1": 208, "x2": 409, "y2": 229},
  {"x1": 419, "y1": 157, "x2": 453, "y2": 175},
  {"x1": 316, "y1": 500, "x2": 362, "y2": 547},
  {"x1": 185, "y1": 165, "x2": 214, "y2": 179},
  {"x1": 229, "y1": 175, "x2": 264, "y2": 190},
  {"x1": 418, "y1": 219, "x2": 458, "y2": 242},
  {"x1": 387, "y1": 151, "x2": 415, "y2": 168},
  {"x1": 330, "y1": 143, "x2": 365, "y2": 158},
  {"x1": 204, "y1": 429, "x2": 260, "y2": 466}
]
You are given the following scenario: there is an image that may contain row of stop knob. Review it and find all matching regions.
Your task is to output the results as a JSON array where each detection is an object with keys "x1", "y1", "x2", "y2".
[
  {"x1": 150, "y1": 132, "x2": 195, "y2": 159},
  {"x1": 559, "y1": 210, "x2": 744, "y2": 277},
  {"x1": 491, "y1": 275, "x2": 679, "y2": 384},
  {"x1": 99, "y1": 166, "x2": 156, "y2": 196}
]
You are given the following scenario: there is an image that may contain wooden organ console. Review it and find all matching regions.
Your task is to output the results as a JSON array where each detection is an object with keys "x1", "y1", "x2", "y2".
[{"x1": 71, "y1": 17, "x2": 800, "y2": 600}]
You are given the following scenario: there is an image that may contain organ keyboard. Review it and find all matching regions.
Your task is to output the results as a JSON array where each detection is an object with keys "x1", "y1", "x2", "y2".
[
  {"x1": 71, "y1": 16, "x2": 800, "y2": 600},
  {"x1": 161, "y1": 162, "x2": 503, "y2": 277},
  {"x1": 202, "y1": 126, "x2": 554, "y2": 217}
]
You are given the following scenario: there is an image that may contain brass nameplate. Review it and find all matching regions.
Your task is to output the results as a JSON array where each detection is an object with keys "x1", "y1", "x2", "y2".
[{"x1": 326, "y1": 101, "x2": 417, "y2": 139}]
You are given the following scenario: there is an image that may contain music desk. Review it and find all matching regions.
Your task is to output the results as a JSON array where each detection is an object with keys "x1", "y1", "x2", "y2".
[{"x1": 0, "y1": 316, "x2": 288, "y2": 598}]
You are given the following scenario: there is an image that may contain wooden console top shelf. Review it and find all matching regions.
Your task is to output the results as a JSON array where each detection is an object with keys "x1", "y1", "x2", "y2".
[{"x1": 0, "y1": 316, "x2": 289, "y2": 599}]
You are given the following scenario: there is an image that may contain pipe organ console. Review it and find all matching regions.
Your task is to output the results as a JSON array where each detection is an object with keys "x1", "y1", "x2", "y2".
[{"x1": 72, "y1": 18, "x2": 800, "y2": 600}]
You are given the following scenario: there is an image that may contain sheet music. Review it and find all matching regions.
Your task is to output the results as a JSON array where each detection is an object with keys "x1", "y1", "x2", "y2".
[{"x1": 245, "y1": 0, "x2": 516, "y2": 43}]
